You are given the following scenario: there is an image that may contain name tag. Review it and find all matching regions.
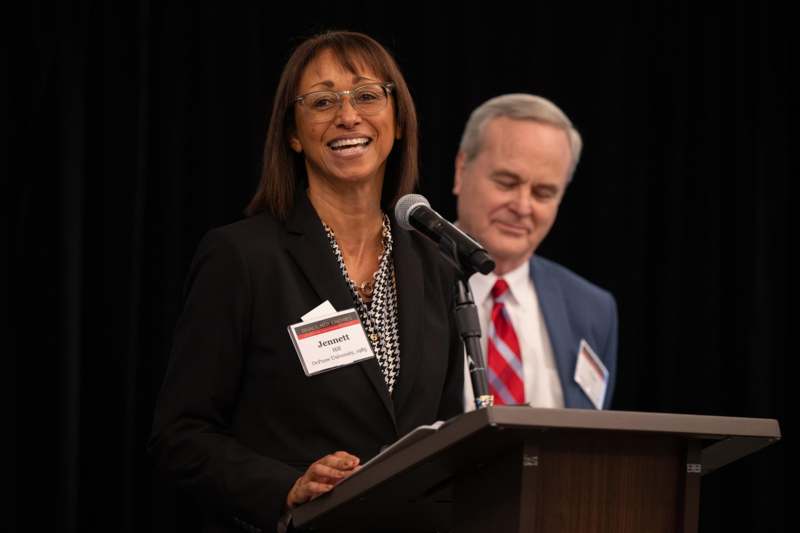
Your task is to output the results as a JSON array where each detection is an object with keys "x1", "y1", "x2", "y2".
[
  {"x1": 573, "y1": 339, "x2": 609, "y2": 409},
  {"x1": 288, "y1": 308, "x2": 375, "y2": 376}
]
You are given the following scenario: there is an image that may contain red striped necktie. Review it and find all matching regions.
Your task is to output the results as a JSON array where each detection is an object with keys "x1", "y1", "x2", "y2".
[{"x1": 487, "y1": 278, "x2": 525, "y2": 405}]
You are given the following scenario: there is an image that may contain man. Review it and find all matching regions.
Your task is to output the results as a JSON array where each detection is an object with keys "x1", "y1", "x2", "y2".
[{"x1": 454, "y1": 94, "x2": 617, "y2": 411}]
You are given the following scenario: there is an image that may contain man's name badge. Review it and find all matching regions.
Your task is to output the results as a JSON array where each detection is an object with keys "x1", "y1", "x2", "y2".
[
  {"x1": 288, "y1": 308, "x2": 375, "y2": 376},
  {"x1": 573, "y1": 339, "x2": 609, "y2": 409}
]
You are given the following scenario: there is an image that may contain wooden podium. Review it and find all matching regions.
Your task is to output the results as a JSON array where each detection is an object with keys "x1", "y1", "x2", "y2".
[{"x1": 287, "y1": 407, "x2": 780, "y2": 533}]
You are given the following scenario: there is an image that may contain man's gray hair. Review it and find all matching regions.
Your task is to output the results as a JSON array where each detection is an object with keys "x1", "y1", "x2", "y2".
[{"x1": 458, "y1": 94, "x2": 583, "y2": 180}]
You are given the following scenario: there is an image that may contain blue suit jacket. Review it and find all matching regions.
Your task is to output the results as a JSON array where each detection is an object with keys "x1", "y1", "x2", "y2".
[{"x1": 530, "y1": 255, "x2": 618, "y2": 409}]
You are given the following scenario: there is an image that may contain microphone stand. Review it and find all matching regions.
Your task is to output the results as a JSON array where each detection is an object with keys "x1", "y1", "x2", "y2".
[
  {"x1": 454, "y1": 277, "x2": 493, "y2": 409},
  {"x1": 437, "y1": 232, "x2": 494, "y2": 409}
]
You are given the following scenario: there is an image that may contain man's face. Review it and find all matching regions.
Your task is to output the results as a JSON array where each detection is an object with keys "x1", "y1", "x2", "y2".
[{"x1": 454, "y1": 117, "x2": 572, "y2": 274}]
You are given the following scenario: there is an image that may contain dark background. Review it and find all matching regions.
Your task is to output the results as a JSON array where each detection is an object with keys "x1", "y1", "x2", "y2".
[{"x1": 17, "y1": 1, "x2": 790, "y2": 531}]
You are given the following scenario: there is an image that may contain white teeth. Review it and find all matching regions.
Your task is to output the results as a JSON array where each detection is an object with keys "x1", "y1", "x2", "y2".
[{"x1": 329, "y1": 137, "x2": 370, "y2": 149}]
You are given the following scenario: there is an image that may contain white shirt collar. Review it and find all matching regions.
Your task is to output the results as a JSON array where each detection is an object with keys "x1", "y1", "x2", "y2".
[{"x1": 469, "y1": 259, "x2": 533, "y2": 310}]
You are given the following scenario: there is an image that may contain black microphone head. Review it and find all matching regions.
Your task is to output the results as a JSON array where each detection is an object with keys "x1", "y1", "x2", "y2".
[{"x1": 394, "y1": 194, "x2": 430, "y2": 230}]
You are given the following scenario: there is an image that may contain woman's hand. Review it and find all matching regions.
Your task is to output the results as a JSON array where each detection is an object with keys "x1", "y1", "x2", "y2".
[{"x1": 285, "y1": 451, "x2": 361, "y2": 509}]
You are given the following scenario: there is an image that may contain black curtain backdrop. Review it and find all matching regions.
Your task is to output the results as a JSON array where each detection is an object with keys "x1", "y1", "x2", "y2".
[{"x1": 17, "y1": 1, "x2": 791, "y2": 531}]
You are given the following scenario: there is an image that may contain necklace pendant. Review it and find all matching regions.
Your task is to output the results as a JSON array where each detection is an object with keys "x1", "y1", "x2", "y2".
[{"x1": 362, "y1": 282, "x2": 374, "y2": 296}]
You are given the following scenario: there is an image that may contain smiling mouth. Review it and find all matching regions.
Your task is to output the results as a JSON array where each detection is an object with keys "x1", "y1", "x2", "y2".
[
  {"x1": 495, "y1": 221, "x2": 530, "y2": 234},
  {"x1": 328, "y1": 137, "x2": 372, "y2": 151}
]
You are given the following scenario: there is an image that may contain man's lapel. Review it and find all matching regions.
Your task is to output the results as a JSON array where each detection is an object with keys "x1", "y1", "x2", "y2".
[{"x1": 530, "y1": 256, "x2": 589, "y2": 409}]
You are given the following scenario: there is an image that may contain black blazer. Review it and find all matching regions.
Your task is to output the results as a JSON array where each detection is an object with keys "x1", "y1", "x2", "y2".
[{"x1": 149, "y1": 192, "x2": 464, "y2": 532}]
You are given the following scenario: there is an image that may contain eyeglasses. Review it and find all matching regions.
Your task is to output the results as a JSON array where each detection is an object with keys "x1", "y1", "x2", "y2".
[{"x1": 294, "y1": 82, "x2": 394, "y2": 122}]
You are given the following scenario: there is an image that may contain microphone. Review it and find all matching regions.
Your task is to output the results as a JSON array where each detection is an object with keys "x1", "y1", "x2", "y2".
[
  {"x1": 395, "y1": 194, "x2": 495, "y2": 276},
  {"x1": 395, "y1": 193, "x2": 494, "y2": 408}
]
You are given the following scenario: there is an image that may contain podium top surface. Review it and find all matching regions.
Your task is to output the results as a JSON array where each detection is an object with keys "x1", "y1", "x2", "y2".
[
  {"x1": 482, "y1": 405, "x2": 780, "y2": 439},
  {"x1": 289, "y1": 407, "x2": 780, "y2": 529}
]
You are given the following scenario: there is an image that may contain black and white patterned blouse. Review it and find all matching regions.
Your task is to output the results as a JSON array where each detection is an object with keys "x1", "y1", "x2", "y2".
[{"x1": 322, "y1": 215, "x2": 400, "y2": 395}]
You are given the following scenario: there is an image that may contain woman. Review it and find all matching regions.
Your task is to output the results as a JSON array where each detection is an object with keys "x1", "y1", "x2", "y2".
[{"x1": 149, "y1": 31, "x2": 464, "y2": 531}]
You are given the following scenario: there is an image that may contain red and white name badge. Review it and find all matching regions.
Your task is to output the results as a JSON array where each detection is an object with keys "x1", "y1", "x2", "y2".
[
  {"x1": 573, "y1": 339, "x2": 609, "y2": 409},
  {"x1": 288, "y1": 307, "x2": 375, "y2": 376}
]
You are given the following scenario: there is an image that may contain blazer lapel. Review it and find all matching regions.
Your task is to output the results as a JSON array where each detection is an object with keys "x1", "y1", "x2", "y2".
[
  {"x1": 283, "y1": 192, "x2": 354, "y2": 314},
  {"x1": 530, "y1": 256, "x2": 590, "y2": 409},
  {"x1": 390, "y1": 224, "x2": 424, "y2": 415},
  {"x1": 282, "y1": 191, "x2": 397, "y2": 424}
]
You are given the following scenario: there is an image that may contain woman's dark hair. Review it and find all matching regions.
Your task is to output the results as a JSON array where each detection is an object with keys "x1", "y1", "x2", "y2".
[{"x1": 245, "y1": 31, "x2": 419, "y2": 219}]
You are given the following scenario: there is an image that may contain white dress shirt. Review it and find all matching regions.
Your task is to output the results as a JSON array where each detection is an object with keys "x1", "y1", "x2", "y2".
[{"x1": 462, "y1": 260, "x2": 564, "y2": 411}]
